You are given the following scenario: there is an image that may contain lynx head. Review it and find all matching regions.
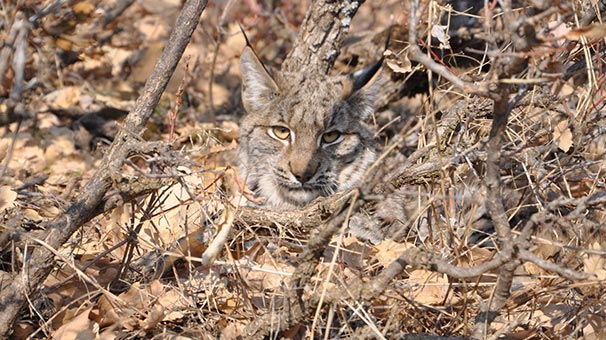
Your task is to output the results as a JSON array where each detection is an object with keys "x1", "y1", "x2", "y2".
[{"x1": 238, "y1": 46, "x2": 382, "y2": 210}]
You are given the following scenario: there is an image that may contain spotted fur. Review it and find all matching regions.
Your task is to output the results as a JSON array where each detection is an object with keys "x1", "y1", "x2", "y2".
[{"x1": 238, "y1": 46, "x2": 381, "y2": 210}]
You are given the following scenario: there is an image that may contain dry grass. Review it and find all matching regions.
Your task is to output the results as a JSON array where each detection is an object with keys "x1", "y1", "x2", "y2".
[{"x1": 0, "y1": 0, "x2": 605, "y2": 339}]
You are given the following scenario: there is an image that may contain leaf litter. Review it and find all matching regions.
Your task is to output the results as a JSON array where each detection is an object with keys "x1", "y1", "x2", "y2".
[{"x1": 0, "y1": 0, "x2": 605, "y2": 339}]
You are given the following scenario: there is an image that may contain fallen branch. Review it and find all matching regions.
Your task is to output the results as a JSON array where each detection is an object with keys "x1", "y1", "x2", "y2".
[
  {"x1": 0, "y1": 0, "x2": 208, "y2": 335},
  {"x1": 236, "y1": 190, "x2": 355, "y2": 230}
]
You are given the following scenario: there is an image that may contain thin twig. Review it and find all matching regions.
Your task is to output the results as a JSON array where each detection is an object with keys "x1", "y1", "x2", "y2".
[{"x1": 407, "y1": 0, "x2": 498, "y2": 100}]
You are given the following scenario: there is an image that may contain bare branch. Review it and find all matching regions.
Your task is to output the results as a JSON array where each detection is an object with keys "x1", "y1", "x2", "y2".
[
  {"x1": 407, "y1": 0, "x2": 498, "y2": 100},
  {"x1": 0, "y1": 0, "x2": 208, "y2": 335},
  {"x1": 519, "y1": 250, "x2": 589, "y2": 280}
]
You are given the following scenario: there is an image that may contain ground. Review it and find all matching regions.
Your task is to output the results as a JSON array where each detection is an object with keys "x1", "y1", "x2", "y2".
[{"x1": 1, "y1": 0, "x2": 606, "y2": 339}]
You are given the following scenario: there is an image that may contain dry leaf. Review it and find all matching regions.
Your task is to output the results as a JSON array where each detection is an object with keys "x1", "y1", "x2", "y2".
[
  {"x1": 553, "y1": 119, "x2": 573, "y2": 152},
  {"x1": 240, "y1": 254, "x2": 294, "y2": 291},
  {"x1": 0, "y1": 186, "x2": 17, "y2": 212},
  {"x1": 107, "y1": 281, "x2": 170, "y2": 332},
  {"x1": 375, "y1": 240, "x2": 413, "y2": 268},
  {"x1": 98, "y1": 329, "x2": 119, "y2": 340},
  {"x1": 20, "y1": 145, "x2": 46, "y2": 173},
  {"x1": 37, "y1": 112, "x2": 62, "y2": 129},
  {"x1": 221, "y1": 322, "x2": 245, "y2": 340},
  {"x1": 552, "y1": 80, "x2": 575, "y2": 98},
  {"x1": 582, "y1": 312, "x2": 606, "y2": 340},
  {"x1": 55, "y1": 37, "x2": 74, "y2": 51},
  {"x1": 221, "y1": 23, "x2": 247, "y2": 60},
  {"x1": 119, "y1": 282, "x2": 148, "y2": 309},
  {"x1": 45, "y1": 134, "x2": 76, "y2": 163},
  {"x1": 140, "y1": 304, "x2": 165, "y2": 330},
  {"x1": 157, "y1": 288, "x2": 190, "y2": 321},
  {"x1": 131, "y1": 42, "x2": 165, "y2": 84},
  {"x1": 384, "y1": 49, "x2": 412, "y2": 74},
  {"x1": 217, "y1": 121, "x2": 240, "y2": 141},
  {"x1": 97, "y1": 295, "x2": 121, "y2": 328},
  {"x1": 41, "y1": 205, "x2": 62, "y2": 219},
  {"x1": 340, "y1": 237, "x2": 374, "y2": 269},
  {"x1": 407, "y1": 269, "x2": 449, "y2": 304},
  {"x1": 584, "y1": 242, "x2": 606, "y2": 280},
  {"x1": 319, "y1": 237, "x2": 371, "y2": 270},
  {"x1": 45, "y1": 86, "x2": 82, "y2": 110},
  {"x1": 23, "y1": 208, "x2": 42, "y2": 221},
  {"x1": 138, "y1": 0, "x2": 182, "y2": 15},
  {"x1": 72, "y1": 1, "x2": 95, "y2": 16},
  {"x1": 52, "y1": 307, "x2": 97, "y2": 340},
  {"x1": 386, "y1": 60, "x2": 412, "y2": 74},
  {"x1": 108, "y1": 179, "x2": 204, "y2": 253},
  {"x1": 431, "y1": 24, "x2": 451, "y2": 49}
]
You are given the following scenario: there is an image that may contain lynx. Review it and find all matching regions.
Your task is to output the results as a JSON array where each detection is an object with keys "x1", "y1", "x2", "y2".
[{"x1": 238, "y1": 45, "x2": 382, "y2": 210}]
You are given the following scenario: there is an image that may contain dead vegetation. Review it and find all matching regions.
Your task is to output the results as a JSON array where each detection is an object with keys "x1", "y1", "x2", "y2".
[{"x1": 1, "y1": 0, "x2": 606, "y2": 339}]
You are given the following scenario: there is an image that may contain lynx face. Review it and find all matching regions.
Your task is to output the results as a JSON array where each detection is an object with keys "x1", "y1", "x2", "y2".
[{"x1": 238, "y1": 47, "x2": 380, "y2": 210}]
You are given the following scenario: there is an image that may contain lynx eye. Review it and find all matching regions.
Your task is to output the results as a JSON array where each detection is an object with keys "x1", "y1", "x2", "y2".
[
  {"x1": 321, "y1": 131, "x2": 342, "y2": 144},
  {"x1": 269, "y1": 126, "x2": 291, "y2": 141}
]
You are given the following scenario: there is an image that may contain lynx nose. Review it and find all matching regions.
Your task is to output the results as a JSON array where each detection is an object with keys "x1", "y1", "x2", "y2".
[{"x1": 289, "y1": 159, "x2": 319, "y2": 184}]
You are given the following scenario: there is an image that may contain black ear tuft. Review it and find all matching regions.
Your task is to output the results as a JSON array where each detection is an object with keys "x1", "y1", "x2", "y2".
[
  {"x1": 342, "y1": 61, "x2": 385, "y2": 120},
  {"x1": 350, "y1": 59, "x2": 383, "y2": 93},
  {"x1": 349, "y1": 27, "x2": 389, "y2": 93}
]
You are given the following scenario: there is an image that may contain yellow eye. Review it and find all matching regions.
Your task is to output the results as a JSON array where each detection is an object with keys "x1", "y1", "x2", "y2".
[
  {"x1": 322, "y1": 131, "x2": 342, "y2": 144},
  {"x1": 271, "y1": 126, "x2": 291, "y2": 140}
]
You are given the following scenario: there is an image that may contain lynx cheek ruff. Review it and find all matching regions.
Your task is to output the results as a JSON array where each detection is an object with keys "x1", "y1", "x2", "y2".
[{"x1": 238, "y1": 42, "x2": 382, "y2": 210}]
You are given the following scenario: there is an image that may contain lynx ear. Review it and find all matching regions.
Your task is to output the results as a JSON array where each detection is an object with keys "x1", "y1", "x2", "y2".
[
  {"x1": 343, "y1": 60, "x2": 384, "y2": 120},
  {"x1": 240, "y1": 46, "x2": 280, "y2": 113}
]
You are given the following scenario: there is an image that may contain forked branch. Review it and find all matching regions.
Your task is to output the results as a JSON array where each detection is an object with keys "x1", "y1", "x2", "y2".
[{"x1": 0, "y1": 0, "x2": 208, "y2": 336}]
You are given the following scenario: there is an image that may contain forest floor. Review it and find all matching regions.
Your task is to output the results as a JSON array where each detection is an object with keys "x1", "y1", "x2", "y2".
[{"x1": 1, "y1": 0, "x2": 606, "y2": 339}]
